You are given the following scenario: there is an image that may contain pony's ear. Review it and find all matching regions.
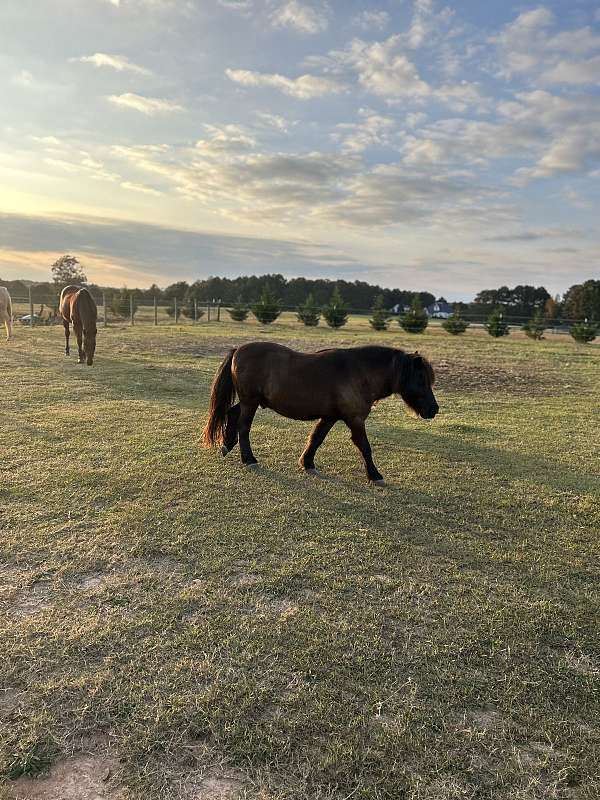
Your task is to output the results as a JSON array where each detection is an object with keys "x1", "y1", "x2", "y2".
[{"x1": 412, "y1": 353, "x2": 424, "y2": 367}]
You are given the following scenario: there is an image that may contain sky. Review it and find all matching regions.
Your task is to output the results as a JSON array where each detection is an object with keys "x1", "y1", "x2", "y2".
[{"x1": 1, "y1": 0, "x2": 599, "y2": 300}]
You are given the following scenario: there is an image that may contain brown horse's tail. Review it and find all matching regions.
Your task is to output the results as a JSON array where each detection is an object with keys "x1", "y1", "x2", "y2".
[{"x1": 202, "y1": 349, "x2": 237, "y2": 447}]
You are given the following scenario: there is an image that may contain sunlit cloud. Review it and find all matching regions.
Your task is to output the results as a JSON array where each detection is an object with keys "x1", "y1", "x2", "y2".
[
  {"x1": 107, "y1": 93, "x2": 184, "y2": 114},
  {"x1": 72, "y1": 53, "x2": 151, "y2": 75},
  {"x1": 225, "y1": 68, "x2": 344, "y2": 98}
]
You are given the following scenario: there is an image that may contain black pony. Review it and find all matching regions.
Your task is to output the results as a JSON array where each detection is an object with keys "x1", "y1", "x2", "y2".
[{"x1": 203, "y1": 343, "x2": 438, "y2": 485}]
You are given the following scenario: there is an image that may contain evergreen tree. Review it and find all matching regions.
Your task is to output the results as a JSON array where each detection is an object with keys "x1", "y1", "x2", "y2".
[
  {"x1": 252, "y1": 286, "x2": 281, "y2": 324},
  {"x1": 111, "y1": 287, "x2": 138, "y2": 319},
  {"x1": 486, "y1": 307, "x2": 510, "y2": 337},
  {"x1": 297, "y1": 293, "x2": 320, "y2": 326},
  {"x1": 228, "y1": 296, "x2": 249, "y2": 322},
  {"x1": 369, "y1": 294, "x2": 390, "y2": 331},
  {"x1": 322, "y1": 286, "x2": 349, "y2": 329},
  {"x1": 570, "y1": 319, "x2": 598, "y2": 343},
  {"x1": 181, "y1": 292, "x2": 204, "y2": 320},
  {"x1": 399, "y1": 296, "x2": 428, "y2": 333},
  {"x1": 442, "y1": 310, "x2": 470, "y2": 335},
  {"x1": 522, "y1": 309, "x2": 545, "y2": 340}
]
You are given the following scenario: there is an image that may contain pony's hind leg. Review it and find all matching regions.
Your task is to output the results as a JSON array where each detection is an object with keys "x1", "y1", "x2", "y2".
[
  {"x1": 221, "y1": 403, "x2": 241, "y2": 455},
  {"x1": 63, "y1": 319, "x2": 70, "y2": 355},
  {"x1": 238, "y1": 402, "x2": 259, "y2": 467},
  {"x1": 346, "y1": 418, "x2": 385, "y2": 485},
  {"x1": 299, "y1": 417, "x2": 336, "y2": 473}
]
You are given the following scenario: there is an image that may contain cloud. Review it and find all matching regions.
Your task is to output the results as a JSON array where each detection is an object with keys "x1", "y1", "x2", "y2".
[
  {"x1": 225, "y1": 68, "x2": 344, "y2": 98},
  {"x1": 120, "y1": 181, "x2": 162, "y2": 196},
  {"x1": 107, "y1": 93, "x2": 184, "y2": 114},
  {"x1": 255, "y1": 111, "x2": 296, "y2": 133},
  {"x1": 195, "y1": 124, "x2": 256, "y2": 156},
  {"x1": 270, "y1": 1, "x2": 329, "y2": 34},
  {"x1": 315, "y1": 36, "x2": 431, "y2": 99},
  {"x1": 306, "y1": 35, "x2": 485, "y2": 108},
  {"x1": 352, "y1": 9, "x2": 390, "y2": 32},
  {"x1": 494, "y1": 7, "x2": 600, "y2": 86},
  {"x1": 0, "y1": 211, "x2": 358, "y2": 283},
  {"x1": 12, "y1": 70, "x2": 36, "y2": 88},
  {"x1": 332, "y1": 110, "x2": 395, "y2": 153},
  {"x1": 218, "y1": 0, "x2": 253, "y2": 10},
  {"x1": 72, "y1": 53, "x2": 151, "y2": 75}
]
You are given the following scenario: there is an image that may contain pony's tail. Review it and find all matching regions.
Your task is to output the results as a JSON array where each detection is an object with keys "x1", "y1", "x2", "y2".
[{"x1": 202, "y1": 349, "x2": 237, "y2": 447}]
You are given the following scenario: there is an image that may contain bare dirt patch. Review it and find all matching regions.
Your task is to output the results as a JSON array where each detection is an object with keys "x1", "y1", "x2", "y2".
[
  {"x1": 183, "y1": 769, "x2": 246, "y2": 800},
  {"x1": 434, "y1": 357, "x2": 579, "y2": 397},
  {"x1": 0, "y1": 689, "x2": 22, "y2": 719},
  {"x1": 7, "y1": 755, "x2": 127, "y2": 800},
  {"x1": 8, "y1": 582, "x2": 52, "y2": 619}
]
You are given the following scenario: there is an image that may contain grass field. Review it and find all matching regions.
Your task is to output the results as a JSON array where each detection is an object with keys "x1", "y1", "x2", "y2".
[{"x1": 1, "y1": 317, "x2": 599, "y2": 800}]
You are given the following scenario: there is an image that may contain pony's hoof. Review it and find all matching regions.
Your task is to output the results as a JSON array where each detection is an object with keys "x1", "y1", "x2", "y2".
[
  {"x1": 304, "y1": 467, "x2": 321, "y2": 476},
  {"x1": 371, "y1": 479, "x2": 386, "y2": 487},
  {"x1": 244, "y1": 462, "x2": 259, "y2": 470},
  {"x1": 221, "y1": 445, "x2": 229, "y2": 456},
  {"x1": 77, "y1": 359, "x2": 84, "y2": 364}
]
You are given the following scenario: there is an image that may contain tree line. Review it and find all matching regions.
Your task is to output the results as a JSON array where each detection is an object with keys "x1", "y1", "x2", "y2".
[{"x1": 1, "y1": 254, "x2": 598, "y2": 324}]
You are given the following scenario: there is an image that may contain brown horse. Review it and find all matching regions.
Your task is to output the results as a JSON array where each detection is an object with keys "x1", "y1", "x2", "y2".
[
  {"x1": 59, "y1": 285, "x2": 98, "y2": 365},
  {"x1": 203, "y1": 343, "x2": 438, "y2": 484}
]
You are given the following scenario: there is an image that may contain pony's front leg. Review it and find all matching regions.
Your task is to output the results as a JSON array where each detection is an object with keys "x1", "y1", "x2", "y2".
[
  {"x1": 74, "y1": 323, "x2": 85, "y2": 363},
  {"x1": 299, "y1": 417, "x2": 336, "y2": 473},
  {"x1": 221, "y1": 403, "x2": 240, "y2": 455},
  {"x1": 346, "y1": 418, "x2": 385, "y2": 485},
  {"x1": 63, "y1": 319, "x2": 70, "y2": 355},
  {"x1": 238, "y1": 402, "x2": 258, "y2": 467}
]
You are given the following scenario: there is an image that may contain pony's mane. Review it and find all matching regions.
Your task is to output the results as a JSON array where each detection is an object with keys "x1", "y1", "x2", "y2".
[{"x1": 76, "y1": 288, "x2": 98, "y2": 326}]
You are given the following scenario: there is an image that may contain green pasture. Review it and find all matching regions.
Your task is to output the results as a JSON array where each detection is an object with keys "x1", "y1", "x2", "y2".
[{"x1": 0, "y1": 318, "x2": 598, "y2": 800}]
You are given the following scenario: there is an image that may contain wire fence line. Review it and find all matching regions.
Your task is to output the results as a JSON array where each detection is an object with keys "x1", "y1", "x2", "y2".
[{"x1": 8, "y1": 292, "x2": 587, "y2": 331}]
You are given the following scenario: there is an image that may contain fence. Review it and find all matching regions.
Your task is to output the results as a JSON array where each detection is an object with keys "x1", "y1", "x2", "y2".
[
  {"x1": 9, "y1": 292, "x2": 225, "y2": 328},
  {"x1": 7, "y1": 289, "x2": 590, "y2": 331}
]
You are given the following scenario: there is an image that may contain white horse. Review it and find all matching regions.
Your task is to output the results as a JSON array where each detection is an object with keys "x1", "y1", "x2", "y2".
[{"x1": 0, "y1": 286, "x2": 12, "y2": 341}]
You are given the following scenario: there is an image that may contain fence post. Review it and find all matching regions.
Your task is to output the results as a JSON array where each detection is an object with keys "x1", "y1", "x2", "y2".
[
  {"x1": 130, "y1": 294, "x2": 134, "y2": 326},
  {"x1": 207, "y1": 304, "x2": 211, "y2": 323},
  {"x1": 153, "y1": 296, "x2": 157, "y2": 326},
  {"x1": 174, "y1": 297, "x2": 178, "y2": 324},
  {"x1": 217, "y1": 301, "x2": 221, "y2": 322},
  {"x1": 194, "y1": 298, "x2": 198, "y2": 322},
  {"x1": 102, "y1": 292, "x2": 107, "y2": 327},
  {"x1": 29, "y1": 285, "x2": 34, "y2": 327}
]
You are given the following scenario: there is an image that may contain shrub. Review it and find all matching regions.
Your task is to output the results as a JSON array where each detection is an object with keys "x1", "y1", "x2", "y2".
[
  {"x1": 252, "y1": 286, "x2": 281, "y2": 325},
  {"x1": 399, "y1": 296, "x2": 428, "y2": 333},
  {"x1": 486, "y1": 307, "x2": 509, "y2": 337},
  {"x1": 442, "y1": 310, "x2": 470, "y2": 335},
  {"x1": 570, "y1": 319, "x2": 598, "y2": 343},
  {"x1": 182, "y1": 295, "x2": 205, "y2": 320},
  {"x1": 229, "y1": 297, "x2": 249, "y2": 322},
  {"x1": 111, "y1": 288, "x2": 138, "y2": 319},
  {"x1": 522, "y1": 309, "x2": 545, "y2": 340},
  {"x1": 165, "y1": 299, "x2": 180, "y2": 319},
  {"x1": 297, "y1": 293, "x2": 320, "y2": 326},
  {"x1": 369, "y1": 294, "x2": 390, "y2": 331},
  {"x1": 322, "y1": 287, "x2": 349, "y2": 329}
]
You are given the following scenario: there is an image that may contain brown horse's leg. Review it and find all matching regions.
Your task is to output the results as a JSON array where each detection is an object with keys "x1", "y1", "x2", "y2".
[
  {"x1": 74, "y1": 323, "x2": 85, "y2": 363},
  {"x1": 63, "y1": 318, "x2": 70, "y2": 355},
  {"x1": 238, "y1": 402, "x2": 259, "y2": 467},
  {"x1": 346, "y1": 419, "x2": 384, "y2": 484},
  {"x1": 222, "y1": 403, "x2": 241, "y2": 455},
  {"x1": 299, "y1": 417, "x2": 336, "y2": 473}
]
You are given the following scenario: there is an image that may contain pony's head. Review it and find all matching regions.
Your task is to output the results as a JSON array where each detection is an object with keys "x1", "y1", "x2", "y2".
[
  {"x1": 395, "y1": 351, "x2": 438, "y2": 420},
  {"x1": 83, "y1": 324, "x2": 97, "y2": 366}
]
